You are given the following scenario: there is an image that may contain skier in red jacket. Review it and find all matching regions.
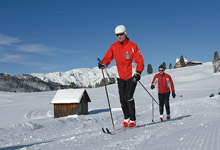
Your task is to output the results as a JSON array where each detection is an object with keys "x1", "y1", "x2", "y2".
[
  {"x1": 151, "y1": 65, "x2": 176, "y2": 121},
  {"x1": 98, "y1": 25, "x2": 144, "y2": 127}
]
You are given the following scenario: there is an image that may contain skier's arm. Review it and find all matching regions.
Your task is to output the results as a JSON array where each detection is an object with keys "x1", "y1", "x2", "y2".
[
  {"x1": 151, "y1": 75, "x2": 157, "y2": 86},
  {"x1": 169, "y1": 76, "x2": 175, "y2": 93},
  {"x1": 133, "y1": 45, "x2": 144, "y2": 73},
  {"x1": 102, "y1": 45, "x2": 114, "y2": 67}
]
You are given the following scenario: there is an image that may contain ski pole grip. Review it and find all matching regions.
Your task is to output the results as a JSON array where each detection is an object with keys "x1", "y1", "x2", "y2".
[{"x1": 97, "y1": 58, "x2": 102, "y2": 63}]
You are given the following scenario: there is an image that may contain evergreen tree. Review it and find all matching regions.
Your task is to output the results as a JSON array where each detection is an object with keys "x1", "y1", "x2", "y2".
[
  {"x1": 169, "y1": 63, "x2": 172, "y2": 69},
  {"x1": 87, "y1": 84, "x2": 92, "y2": 88},
  {"x1": 108, "y1": 77, "x2": 116, "y2": 84},
  {"x1": 60, "y1": 85, "x2": 64, "y2": 89},
  {"x1": 213, "y1": 51, "x2": 220, "y2": 73},
  {"x1": 94, "y1": 77, "x2": 117, "y2": 88},
  {"x1": 162, "y1": 62, "x2": 167, "y2": 70},
  {"x1": 100, "y1": 79, "x2": 105, "y2": 87},
  {"x1": 69, "y1": 82, "x2": 76, "y2": 88},
  {"x1": 214, "y1": 51, "x2": 219, "y2": 61},
  {"x1": 180, "y1": 55, "x2": 186, "y2": 67},
  {"x1": 147, "y1": 64, "x2": 153, "y2": 74},
  {"x1": 95, "y1": 83, "x2": 99, "y2": 88}
]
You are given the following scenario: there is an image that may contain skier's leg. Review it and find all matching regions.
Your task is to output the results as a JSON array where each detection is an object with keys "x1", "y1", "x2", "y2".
[
  {"x1": 125, "y1": 77, "x2": 137, "y2": 121},
  {"x1": 158, "y1": 93, "x2": 165, "y2": 115},
  {"x1": 117, "y1": 78, "x2": 129, "y2": 119},
  {"x1": 164, "y1": 92, "x2": 171, "y2": 115}
]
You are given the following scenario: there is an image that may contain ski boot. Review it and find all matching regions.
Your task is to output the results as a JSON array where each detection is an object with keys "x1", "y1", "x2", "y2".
[
  {"x1": 129, "y1": 120, "x2": 136, "y2": 128},
  {"x1": 123, "y1": 118, "x2": 130, "y2": 127},
  {"x1": 160, "y1": 115, "x2": 163, "y2": 121}
]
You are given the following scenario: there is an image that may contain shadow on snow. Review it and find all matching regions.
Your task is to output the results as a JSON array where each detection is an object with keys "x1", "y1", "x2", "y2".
[
  {"x1": 89, "y1": 108, "x2": 109, "y2": 114},
  {"x1": 0, "y1": 141, "x2": 53, "y2": 150},
  {"x1": 147, "y1": 115, "x2": 192, "y2": 126}
]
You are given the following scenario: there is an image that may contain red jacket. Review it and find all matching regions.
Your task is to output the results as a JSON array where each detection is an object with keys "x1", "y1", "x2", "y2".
[
  {"x1": 151, "y1": 73, "x2": 175, "y2": 94},
  {"x1": 102, "y1": 39, "x2": 144, "y2": 80}
]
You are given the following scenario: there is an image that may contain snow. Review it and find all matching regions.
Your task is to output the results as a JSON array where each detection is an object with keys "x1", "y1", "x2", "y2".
[
  {"x1": 1, "y1": 62, "x2": 220, "y2": 150},
  {"x1": 51, "y1": 89, "x2": 88, "y2": 104}
]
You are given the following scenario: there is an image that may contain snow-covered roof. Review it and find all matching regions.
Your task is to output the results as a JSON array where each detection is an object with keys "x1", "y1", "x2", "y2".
[
  {"x1": 51, "y1": 89, "x2": 90, "y2": 104},
  {"x1": 188, "y1": 61, "x2": 202, "y2": 63}
]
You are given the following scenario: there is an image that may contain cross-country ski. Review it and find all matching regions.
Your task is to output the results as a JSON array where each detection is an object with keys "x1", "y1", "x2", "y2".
[{"x1": 102, "y1": 124, "x2": 147, "y2": 135}]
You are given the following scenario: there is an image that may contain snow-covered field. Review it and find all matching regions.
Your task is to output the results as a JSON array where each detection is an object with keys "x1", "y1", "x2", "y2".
[{"x1": 1, "y1": 62, "x2": 220, "y2": 150}]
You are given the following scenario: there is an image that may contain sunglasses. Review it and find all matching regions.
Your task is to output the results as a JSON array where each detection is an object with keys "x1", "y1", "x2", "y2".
[
  {"x1": 159, "y1": 70, "x2": 164, "y2": 72},
  {"x1": 116, "y1": 32, "x2": 124, "y2": 37}
]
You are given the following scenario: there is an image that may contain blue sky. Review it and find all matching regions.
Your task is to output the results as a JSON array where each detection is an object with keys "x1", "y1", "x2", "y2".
[{"x1": 0, "y1": 0, "x2": 220, "y2": 75}]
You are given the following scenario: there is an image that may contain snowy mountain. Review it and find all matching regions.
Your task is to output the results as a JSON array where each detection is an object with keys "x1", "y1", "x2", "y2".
[
  {"x1": 0, "y1": 66, "x2": 117, "y2": 92},
  {"x1": 0, "y1": 74, "x2": 62, "y2": 92},
  {"x1": 1, "y1": 62, "x2": 220, "y2": 150},
  {"x1": 31, "y1": 66, "x2": 118, "y2": 87}
]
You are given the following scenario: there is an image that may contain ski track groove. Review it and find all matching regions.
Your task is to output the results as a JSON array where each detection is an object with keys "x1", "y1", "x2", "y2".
[
  {"x1": 25, "y1": 109, "x2": 52, "y2": 120},
  {"x1": 140, "y1": 116, "x2": 220, "y2": 150},
  {"x1": 174, "y1": 116, "x2": 220, "y2": 150}
]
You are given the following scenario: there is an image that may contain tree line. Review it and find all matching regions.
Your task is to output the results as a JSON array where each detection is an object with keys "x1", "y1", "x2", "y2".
[
  {"x1": 64, "y1": 77, "x2": 116, "y2": 89},
  {"x1": 147, "y1": 62, "x2": 173, "y2": 74},
  {"x1": 147, "y1": 55, "x2": 188, "y2": 74}
]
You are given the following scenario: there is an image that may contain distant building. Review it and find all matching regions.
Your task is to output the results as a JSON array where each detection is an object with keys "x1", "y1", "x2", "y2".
[
  {"x1": 187, "y1": 61, "x2": 202, "y2": 66},
  {"x1": 51, "y1": 89, "x2": 91, "y2": 118},
  {"x1": 174, "y1": 58, "x2": 202, "y2": 68},
  {"x1": 174, "y1": 58, "x2": 188, "y2": 68}
]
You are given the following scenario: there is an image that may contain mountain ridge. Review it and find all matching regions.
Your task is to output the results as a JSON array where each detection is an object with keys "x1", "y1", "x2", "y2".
[
  {"x1": 0, "y1": 66, "x2": 118, "y2": 92},
  {"x1": 31, "y1": 66, "x2": 118, "y2": 87}
]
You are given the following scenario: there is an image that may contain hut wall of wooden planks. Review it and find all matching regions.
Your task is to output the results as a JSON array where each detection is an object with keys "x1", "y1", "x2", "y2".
[{"x1": 51, "y1": 89, "x2": 91, "y2": 118}]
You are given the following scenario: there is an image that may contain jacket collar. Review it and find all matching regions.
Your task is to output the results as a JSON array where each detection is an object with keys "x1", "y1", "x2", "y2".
[
  {"x1": 160, "y1": 72, "x2": 166, "y2": 76},
  {"x1": 118, "y1": 38, "x2": 129, "y2": 45}
]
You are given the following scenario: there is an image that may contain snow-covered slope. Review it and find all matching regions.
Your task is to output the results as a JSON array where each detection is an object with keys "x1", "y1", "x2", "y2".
[
  {"x1": 1, "y1": 62, "x2": 220, "y2": 150},
  {"x1": 31, "y1": 66, "x2": 118, "y2": 87}
]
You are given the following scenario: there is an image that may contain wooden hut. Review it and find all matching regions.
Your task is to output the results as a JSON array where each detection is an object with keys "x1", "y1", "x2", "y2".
[
  {"x1": 186, "y1": 61, "x2": 202, "y2": 66},
  {"x1": 51, "y1": 89, "x2": 91, "y2": 118}
]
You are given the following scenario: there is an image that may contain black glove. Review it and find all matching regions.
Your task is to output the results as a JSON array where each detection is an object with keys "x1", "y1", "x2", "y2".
[
  {"x1": 133, "y1": 71, "x2": 141, "y2": 82},
  {"x1": 172, "y1": 93, "x2": 176, "y2": 98},
  {"x1": 151, "y1": 85, "x2": 155, "y2": 89},
  {"x1": 98, "y1": 62, "x2": 106, "y2": 69}
]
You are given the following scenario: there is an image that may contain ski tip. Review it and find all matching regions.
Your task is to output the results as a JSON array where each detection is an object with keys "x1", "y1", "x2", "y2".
[
  {"x1": 102, "y1": 127, "x2": 114, "y2": 135},
  {"x1": 106, "y1": 128, "x2": 113, "y2": 135},
  {"x1": 102, "y1": 128, "x2": 106, "y2": 133}
]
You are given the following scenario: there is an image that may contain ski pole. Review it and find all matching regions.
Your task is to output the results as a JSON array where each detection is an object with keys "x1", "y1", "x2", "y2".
[
  {"x1": 98, "y1": 58, "x2": 115, "y2": 130},
  {"x1": 151, "y1": 91, "x2": 154, "y2": 123},
  {"x1": 176, "y1": 95, "x2": 183, "y2": 97},
  {"x1": 138, "y1": 81, "x2": 159, "y2": 106}
]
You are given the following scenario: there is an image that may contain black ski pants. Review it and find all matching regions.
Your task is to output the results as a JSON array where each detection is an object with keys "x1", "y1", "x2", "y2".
[
  {"x1": 158, "y1": 92, "x2": 170, "y2": 115},
  {"x1": 117, "y1": 77, "x2": 137, "y2": 121}
]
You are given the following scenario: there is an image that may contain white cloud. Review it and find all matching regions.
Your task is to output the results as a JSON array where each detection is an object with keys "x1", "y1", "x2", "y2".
[
  {"x1": 0, "y1": 53, "x2": 66, "y2": 72},
  {"x1": 0, "y1": 33, "x2": 56, "y2": 55},
  {"x1": 0, "y1": 34, "x2": 21, "y2": 46},
  {"x1": 0, "y1": 54, "x2": 25, "y2": 63},
  {"x1": 0, "y1": 33, "x2": 85, "y2": 56},
  {"x1": 62, "y1": 50, "x2": 84, "y2": 53},
  {"x1": 17, "y1": 44, "x2": 55, "y2": 55}
]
